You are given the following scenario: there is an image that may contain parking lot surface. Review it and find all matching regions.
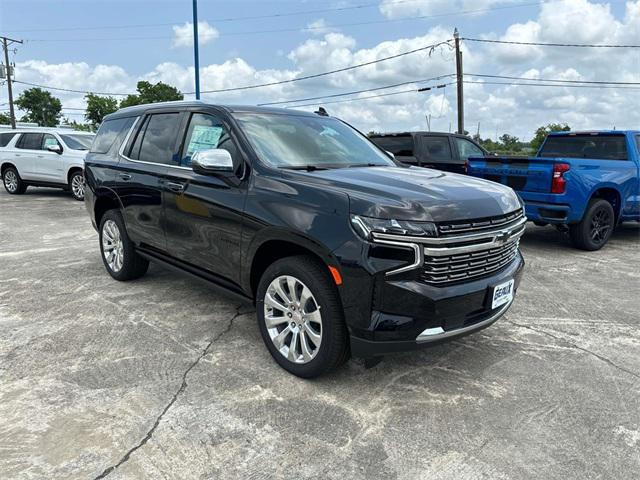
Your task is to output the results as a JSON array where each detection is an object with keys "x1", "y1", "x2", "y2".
[{"x1": 1, "y1": 188, "x2": 639, "y2": 479}]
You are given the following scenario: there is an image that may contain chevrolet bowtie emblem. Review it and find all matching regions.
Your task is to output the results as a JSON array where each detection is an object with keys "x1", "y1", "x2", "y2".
[{"x1": 496, "y1": 231, "x2": 511, "y2": 244}]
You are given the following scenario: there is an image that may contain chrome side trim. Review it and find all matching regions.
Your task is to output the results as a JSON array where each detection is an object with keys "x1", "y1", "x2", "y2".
[
  {"x1": 374, "y1": 238, "x2": 423, "y2": 276},
  {"x1": 372, "y1": 216, "x2": 527, "y2": 245},
  {"x1": 423, "y1": 226, "x2": 525, "y2": 256},
  {"x1": 416, "y1": 296, "x2": 513, "y2": 343}
]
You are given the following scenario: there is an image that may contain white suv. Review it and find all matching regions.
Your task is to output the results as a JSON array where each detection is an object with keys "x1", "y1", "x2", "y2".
[{"x1": 0, "y1": 129, "x2": 95, "y2": 200}]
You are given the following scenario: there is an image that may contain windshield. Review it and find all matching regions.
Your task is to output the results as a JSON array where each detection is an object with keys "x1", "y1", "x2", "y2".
[
  {"x1": 60, "y1": 134, "x2": 95, "y2": 150},
  {"x1": 233, "y1": 113, "x2": 395, "y2": 169}
]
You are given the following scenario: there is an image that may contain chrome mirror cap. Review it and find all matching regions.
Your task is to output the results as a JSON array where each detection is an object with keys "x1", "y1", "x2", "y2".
[{"x1": 191, "y1": 149, "x2": 234, "y2": 173}]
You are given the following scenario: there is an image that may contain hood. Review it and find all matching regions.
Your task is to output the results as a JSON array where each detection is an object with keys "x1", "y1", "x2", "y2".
[{"x1": 299, "y1": 166, "x2": 521, "y2": 222}]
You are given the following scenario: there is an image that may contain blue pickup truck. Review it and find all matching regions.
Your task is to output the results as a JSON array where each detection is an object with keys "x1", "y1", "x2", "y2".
[{"x1": 467, "y1": 131, "x2": 640, "y2": 250}]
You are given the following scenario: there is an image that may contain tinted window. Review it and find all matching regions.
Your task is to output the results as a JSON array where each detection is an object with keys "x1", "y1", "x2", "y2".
[
  {"x1": 16, "y1": 133, "x2": 44, "y2": 150},
  {"x1": 180, "y1": 113, "x2": 240, "y2": 171},
  {"x1": 136, "y1": 113, "x2": 180, "y2": 165},
  {"x1": 370, "y1": 136, "x2": 414, "y2": 156},
  {"x1": 455, "y1": 137, "x2": 484, "y2": 160},
  {"x1": 540, "y1": 135, "x2": 628, "y2": 160},
  {"x1": 0, "y1": 132, "x2": 17, "y2": 147},
  {"x1": 635, "y1": 135, "x2": 639, "y2": 153},
  {"x1": 92, "y1": 117, "x2": 136, "y2": 154},
  {"x1": 422, "y1": 136, "x2": 452, "y2": 162}
]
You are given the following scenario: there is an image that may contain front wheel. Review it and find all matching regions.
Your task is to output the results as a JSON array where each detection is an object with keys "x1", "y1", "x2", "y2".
[
  {"x1": 99, "y1": 210, "x2": 149, "y2": 281},
  {"x1": 69, "y1": 170, "x2": 85, "y2": 201},
  {"x1": 3, "y1": 167, "x2": 27, "y2": 195},
  {"x1": 569, "y1": 199, "x2": 615, "y2": 251},
  {"x1": 256, "y1": 255, "x2": 349, "y2": 378}
]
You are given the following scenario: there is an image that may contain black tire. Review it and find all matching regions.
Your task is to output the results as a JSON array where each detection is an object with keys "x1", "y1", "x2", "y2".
[
  {"x1": 256, "y1": 255, "x2": 349, "y2": 378},
  {"x1": 533, "y1": 221, "x2": 548, "y2": 227},
  {"x1": 569, "y1": 198, "x2": 615, "y2": 251},
  {"x1": 68, "y1": 170, "x2": 85, "y2": 201},
  {"x1": 99, "y1": 209, "x2": 149, "y2": 281},
  {"x1": 2, "y1": 167, "x2": 27, "y2": 194}
]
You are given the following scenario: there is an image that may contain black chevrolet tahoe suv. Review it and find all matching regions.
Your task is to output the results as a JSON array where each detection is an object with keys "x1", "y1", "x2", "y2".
[
  {"x1": 84, "y1": 101, "x2": 525, "y2": 378},
  {"x1": 369, "y1": 131, "x2": 489, "y2": 174}
]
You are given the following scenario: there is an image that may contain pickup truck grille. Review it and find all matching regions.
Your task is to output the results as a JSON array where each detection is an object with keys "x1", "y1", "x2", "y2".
[
  {"x1": 422, "y1": 237, "x2": 520, "y2": 285},
  {"x1": 438, "y1": 209, "x2": 524, "y2": 236}
]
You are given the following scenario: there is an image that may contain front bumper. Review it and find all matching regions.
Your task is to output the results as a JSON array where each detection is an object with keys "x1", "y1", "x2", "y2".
[{"x1": 348, "y1": 253, "x2": 524, "y2": 357}]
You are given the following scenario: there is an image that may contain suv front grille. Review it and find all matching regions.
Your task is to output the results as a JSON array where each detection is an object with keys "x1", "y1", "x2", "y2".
[
  {"x1": 422, "y1": 237, "x2": 520, "y2": 285},
  {"x1": 370, "y1": 208, "x2": 526, "y2": 285}
]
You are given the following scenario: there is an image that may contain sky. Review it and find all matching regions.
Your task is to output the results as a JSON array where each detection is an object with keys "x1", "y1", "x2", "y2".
[{"x1": 1, "y1": 0, "x2": 638, "y2": 140}]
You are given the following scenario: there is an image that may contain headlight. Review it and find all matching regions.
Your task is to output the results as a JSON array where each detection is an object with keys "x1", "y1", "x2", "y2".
[{"x1": 351, "y1": 214, "x2": 437, "y2": 240}]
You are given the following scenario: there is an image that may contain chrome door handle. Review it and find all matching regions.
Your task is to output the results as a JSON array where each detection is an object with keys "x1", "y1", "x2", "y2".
[
  {"x1": 118, "y1": 173, "x2": 132, "y2": 181},
  {"x1": 165, "y1": 182, "x2": 185, "y2": 193}
]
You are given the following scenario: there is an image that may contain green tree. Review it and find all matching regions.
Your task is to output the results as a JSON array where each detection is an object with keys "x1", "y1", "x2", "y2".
[
  {"x1": 14, "y1": 88, "x2": 62, "y2": 127},
  {"x1": 0, "y1": 112, "x2": 11, "y2": 125},
  {"x1": 531, "y1": 123, "x2": 570, "y2": 152},
  {"x1": 499, "y1": 134, "x2": 520, "y2": 151},
  {"x1": 85, "y1": 93, "x2": 118, "y2": 129},
  {"x1": 61, "y1": 117, "x2": 93, "y2": 132},
  {"x1": 119, "y1": 81, "x2": 183, "y2": 108}
]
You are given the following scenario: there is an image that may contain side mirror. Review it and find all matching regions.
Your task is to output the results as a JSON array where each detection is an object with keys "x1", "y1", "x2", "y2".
[
  {"x1": 385, "y1": 150, "x2": 395, "y2": 160},
  {"x1": 191, "y1": 149, "x2": 234, "y2": 175},
  {"x1": 47, "y1": 144, "x2": 62, "y2": 154}
]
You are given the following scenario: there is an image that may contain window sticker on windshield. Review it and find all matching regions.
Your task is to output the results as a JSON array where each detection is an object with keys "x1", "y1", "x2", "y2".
[
  {"x1": 320, "y1": 127, "x2": 340, "y2": 137},
  {"x1": 186, "y1": 125, "x2": 223, "y2": 156}
]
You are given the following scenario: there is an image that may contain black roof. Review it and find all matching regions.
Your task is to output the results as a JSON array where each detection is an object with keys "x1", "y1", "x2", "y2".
[
  {"x1": 104, "y1": 100, "x2": 318, "y2": 121},
  {"x1": 369, "y1": 131, "x2": 467, "y2": 137}
]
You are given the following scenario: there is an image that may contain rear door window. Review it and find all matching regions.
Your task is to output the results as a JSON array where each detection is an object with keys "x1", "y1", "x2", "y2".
[
  {"x1": 422, "y1": 136, "x2": 453, "y2": 162},
  {"x1": 455, "y1": 137, "x2": 484, "y2": 160},
  {"x1": 370, "y1": 135, "x2": 414, "y2": 156},
  {"x1": 0, "y1": 132, "x2": 18, "y2": 147},
  {"x1": 131, "y1": 113, "x2": 181, "y2": 165},
  {"x1": 92, "y1": 117, "x2": 136, "y2": 154},
  {"x1": 16, "y1": 133, "x2": 44, "y2": 150},
  {"x1": 540, "y1": 135, "x2": 628, "y2": 160}
]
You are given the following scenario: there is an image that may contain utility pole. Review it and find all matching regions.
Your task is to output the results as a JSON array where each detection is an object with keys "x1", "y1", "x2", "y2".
[
  {"x1": 453, "y1": 28, "x2": 464, "y2": 135},
  {"x1": 2, "y1": 36, "x2": 23, "y2": 129},
  {"x1": 192, "y1": 0, "x2": 201, "y2": 100}
]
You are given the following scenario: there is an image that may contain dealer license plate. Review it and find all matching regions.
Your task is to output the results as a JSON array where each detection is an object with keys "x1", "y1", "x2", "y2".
[{"x1": 491, "y1": 279, "x2": 514, "y2": 310}]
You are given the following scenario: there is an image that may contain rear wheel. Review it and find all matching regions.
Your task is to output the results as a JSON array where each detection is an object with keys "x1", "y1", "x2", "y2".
[
  {"x1": 256, "y1": 255, "x2": 349, "y2": 378},
  {"x1": 3, "y1": 167, "x2": 27, "y2": 194},
  {"x1": 69, "y1": 170, "x2": 85, "y2": 201},
  {"x1": 99, "y1": 210, "x2": 149, "y2": 280},
  {"x1": 569, "y1": 198, "x2": 615, "y2": 251}
]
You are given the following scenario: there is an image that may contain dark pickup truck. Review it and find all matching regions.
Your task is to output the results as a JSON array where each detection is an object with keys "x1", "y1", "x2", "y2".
[
  {"x1": 468, "y1": 131, "x2": 640, "y2": 250},
  {"x1": 369, "y1": 131, "x2": 488, "y2": 174}
]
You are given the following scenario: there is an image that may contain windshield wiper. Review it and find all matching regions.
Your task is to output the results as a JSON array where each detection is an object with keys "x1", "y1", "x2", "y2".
[
  {"x1": 347, "y1": 163, "x2": 387, "y2": 168},
  {"x1": 279, "y1": 165, "x2": 329, "y2": 172}
]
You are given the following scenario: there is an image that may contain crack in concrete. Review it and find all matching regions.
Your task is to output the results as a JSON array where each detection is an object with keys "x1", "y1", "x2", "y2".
[
  {"x1": 508, "y1": 320, "x2": 640, "y2": 381},
  {"x1": 92, "y1": 306, "x2": 243, "y2": 480}
]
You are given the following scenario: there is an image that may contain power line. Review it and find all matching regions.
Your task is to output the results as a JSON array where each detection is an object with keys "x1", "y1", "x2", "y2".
[
  {"x1": 464, "y1": 80, "x2": 640, "y2": 90},
  {"x1": 285, "y1": 83, "x2": 454, "y2": 109},
  {"x1": 22, "y1": 2, "x2": 545, "y2": 42},
  {"x1": 462, "y1": 37, "x2": 640, "y2": 48},
  {"x1": 257, "y1": 74, "x2": 455, "y2": 106},
  {"x1": 12, "y1": 80, "x2": 132, "y2": 96},
  {"x1": 195, "y1": 41, "x2": 452, "y2": 94},
  {"x1": 467, "y1": 73, "x2": 640, "y2": 85}
]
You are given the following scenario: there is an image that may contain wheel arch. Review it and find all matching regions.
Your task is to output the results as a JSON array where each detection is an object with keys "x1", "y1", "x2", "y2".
[
  {"x1": 1, "y1": 162, "x2": 18, "y2": 176},
  {"x1": 246, "y1": 231, "x2": 341, "y2": 299},
  {"x1": 93, "y1": 187, "x2": 124, "y2": 228},
  {"x1": 590, "y1": 186, "x2": 622, "y2": 222},
  {"x1": 66, "y1": 166, "x2": 84, "y2": 184}
]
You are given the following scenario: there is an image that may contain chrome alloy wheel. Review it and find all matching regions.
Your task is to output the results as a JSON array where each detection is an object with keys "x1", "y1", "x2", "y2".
[
  {"x1": 102, "y1": 220, "x2": 124, "y2": 272},
  {"x1": 71, "y1": 174, "x2": 85, "y2": 199},
  {"x1": 264, "y1": 275, "x2": 323, "y2": 364},
  {"x1": 4, "y1": 170, "x2": 18, "y2": 193}
]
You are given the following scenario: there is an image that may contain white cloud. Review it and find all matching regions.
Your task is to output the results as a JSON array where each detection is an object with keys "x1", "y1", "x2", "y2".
[
  {"x1": 305, "y1": 19, "x2": 337, "y2": 36},
  {"x1": 172, "y1": 21, "x2": 219, "y2": 48}
]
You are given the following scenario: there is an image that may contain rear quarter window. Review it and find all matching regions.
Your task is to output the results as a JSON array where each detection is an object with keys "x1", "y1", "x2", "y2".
[
  {"x1": 91, "y1": 117, "x2": 136, "y2": 154},
  {"x1": 0, "y1": 132, "x2": 18, "y2": 147}
]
